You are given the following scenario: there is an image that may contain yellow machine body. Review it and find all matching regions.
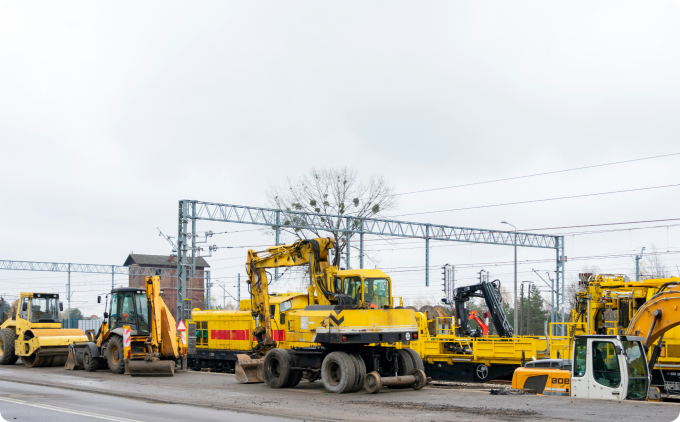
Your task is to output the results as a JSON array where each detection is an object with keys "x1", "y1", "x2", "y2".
[
  {"x1": 0, "y1": 292, "x2": 88, "y2": 367},
  {"x1": 512, "y1": 367, "x2": 571, "y2": 396}
]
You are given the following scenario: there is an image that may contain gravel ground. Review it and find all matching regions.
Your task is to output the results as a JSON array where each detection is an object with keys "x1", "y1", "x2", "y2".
[{"x1": 0, "y1": 363, "x2": 679, "y2": 422}]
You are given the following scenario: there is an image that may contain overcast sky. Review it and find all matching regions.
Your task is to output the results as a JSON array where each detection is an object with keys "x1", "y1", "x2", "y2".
[{"x1": 2, "y1": 1, "x2": 680, "y2": 317}]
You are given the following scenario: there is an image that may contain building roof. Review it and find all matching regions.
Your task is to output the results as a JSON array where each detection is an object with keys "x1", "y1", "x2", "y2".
[{"x1": 123, "y1": 254, "x2": 210, "y2": 268}]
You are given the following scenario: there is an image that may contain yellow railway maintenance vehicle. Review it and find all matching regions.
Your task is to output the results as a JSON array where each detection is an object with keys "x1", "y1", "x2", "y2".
[
  {"x1": 0, "y1": 292, "x2": 88, "y2": 367},
  {"x1": 232, "y1": 237, "x2": 424, "y2": 393},
  {"x1": 571, "y1": 274, "x2": 680, "y2": 394}
]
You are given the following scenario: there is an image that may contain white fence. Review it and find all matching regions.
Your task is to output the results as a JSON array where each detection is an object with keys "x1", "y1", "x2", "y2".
[{"x1": 78, "y1": 319, "x2": 102, "y2": 332}]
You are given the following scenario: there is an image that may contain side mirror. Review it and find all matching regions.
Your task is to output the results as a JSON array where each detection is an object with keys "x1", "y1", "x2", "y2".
[
  {"x1": 59, "y1": 302, "x2": 64, "y2": 312},
  {"x1": 97, "y1": 296, "x2": 101, "y2": 304},
  {"x1": 104, "y1": 311, "x2": 109, "y2": 319},
  {"x1": 22, "y1": 302, "x2": 28, "y2": 312}
]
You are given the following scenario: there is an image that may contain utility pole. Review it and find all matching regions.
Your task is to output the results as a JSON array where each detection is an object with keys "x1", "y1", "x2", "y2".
[
  {"x1": 67, "y1": 263, "x2": 71, "y2": 328},
  {"x1": 206, "y1": 270, "x2": 211, "y2": 310},
  {"x1": 502, "y1": 221, "x2": 518, "y2": 332},
  {"x1": 111, "y1": 265, "x2": 114, "y2": 291},
  {"x1": 221, "y1": 284, "x2": 226, "y2": 309},
  {"x1": 237, "y1": 273, "x2": 241, "y2": 304},
  {"x1": 635, "y1": 247, "x2": 646, "y2": 281}
]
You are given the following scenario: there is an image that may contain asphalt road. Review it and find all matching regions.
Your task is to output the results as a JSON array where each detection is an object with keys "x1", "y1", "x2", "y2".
[
  {"x1": 0, "y1": 380, "x2": 297, "y2": 422},
  {"x1": 1, "y1": 363, "x2": 680, "y2": 422}
]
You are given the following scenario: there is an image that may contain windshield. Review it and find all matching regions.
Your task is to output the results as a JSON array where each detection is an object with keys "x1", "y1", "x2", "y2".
[
  {"x1": 29, "y1": 297, "x2": 61, "y2": 323},
  {"x1": 364, "y1": 278, "x2": 390, "y2": 308},
  {"x1": 622, "y1": 340, "x2": 649, "y2": 400},
  {"x1": 135, "y1": 294, "x2": 150, "y2": 333}
]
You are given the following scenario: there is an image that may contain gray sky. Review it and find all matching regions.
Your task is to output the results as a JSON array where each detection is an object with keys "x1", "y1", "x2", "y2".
[{"x1": 2, "y1": 1, "x2": 680, "y2": 317}]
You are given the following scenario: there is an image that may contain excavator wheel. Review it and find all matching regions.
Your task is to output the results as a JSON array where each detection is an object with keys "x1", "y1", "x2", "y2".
[
  {"x1": 0, "y1": 328, "x2": 18, "y2": 365},
  {"x1": 388, "y1": 349, "x2": 415, "y2": 389},
  {"x1": 321, "y1": 352, "x2": 356, "y2": 394},
  {"x1": 263, "y1": 348, "x2": 293, "y2": 388},
  {"x1": 348, "y1": 353, "x2": 366, "y2": 393},
  {"x1": 83, "y1": 347, "x2": 99, "y2": 372},
  {"x1": 106, "y1": 336, "x2": 125, "y2": 374},
  {"x1": 284, "y1": 352, "x2": 303, "y2": 388},
  {"x1": 400, "y1": 348, "x2": 425, "y2": 371}
]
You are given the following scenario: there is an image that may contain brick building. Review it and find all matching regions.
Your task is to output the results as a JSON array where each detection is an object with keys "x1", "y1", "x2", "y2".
[{"x1": 123, "y1": 254, "x2": 210, "y2": 320}]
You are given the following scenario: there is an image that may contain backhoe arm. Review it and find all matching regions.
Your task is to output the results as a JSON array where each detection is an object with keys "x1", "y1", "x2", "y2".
[{"x1": 145, "y1": 275, "x2": 179, "y2": 358}]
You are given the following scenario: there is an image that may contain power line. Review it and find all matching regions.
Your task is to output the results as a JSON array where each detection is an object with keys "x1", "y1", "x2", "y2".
[
  {"x1": 396, "y1": 152, "x2": 680, "y2": 196},
  {"x1": 392, "y1": 182, "x2": 680, "y2": 217}
]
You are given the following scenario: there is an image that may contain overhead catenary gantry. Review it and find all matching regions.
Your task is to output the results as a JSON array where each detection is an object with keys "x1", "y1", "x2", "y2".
[{"x1": 175, "y1": 200, "x2": 566, "y2": 326}]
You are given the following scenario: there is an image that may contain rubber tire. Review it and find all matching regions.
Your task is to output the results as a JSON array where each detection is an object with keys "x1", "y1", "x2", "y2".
[
  {"x1": 349, "y1": 353, "x2": 366, "y2": 393},
  {"x1": 0, "y1": 328, "x2": 18, "y2": 365},
  {"x1": 263, "y1": 348, "x2": 293, "y2": 389},
  {"x1": 401, "y1": 348, "x2": 425, "y2": 371},
  {"x1": 285, "y1": 352, "x2": 303, "y2": 388},
  {"x1": 321, "y1": 352, "x2": 356, "y2": 394},
  {"x1": 389, "y1": 349, "x2": 415, "y2": 389},
  {"x1": 106, "y1": 336, "x2": 125, "y2": 374},
  {"x1": 83, "y1": 347, "x2": 99, "y2": 372}
]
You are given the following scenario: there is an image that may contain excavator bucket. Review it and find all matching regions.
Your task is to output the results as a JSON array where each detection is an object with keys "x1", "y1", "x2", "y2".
[
  {"x1": 127, "y1": 359, "x2": 176, "y2": 377},
  {"x1": 235, "y1": 354, "x2": 264, "y2": 383}
]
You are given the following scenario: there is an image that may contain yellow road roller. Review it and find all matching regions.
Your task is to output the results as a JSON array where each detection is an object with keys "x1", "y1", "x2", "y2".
[{"x1": 0, "y1": 292, "x2": 88, "y2": 367}]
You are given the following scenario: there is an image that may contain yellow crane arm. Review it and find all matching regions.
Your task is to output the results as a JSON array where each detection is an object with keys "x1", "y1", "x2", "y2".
[{"x1": 625, "y1": 286, "x2": 680, "y2": 347}]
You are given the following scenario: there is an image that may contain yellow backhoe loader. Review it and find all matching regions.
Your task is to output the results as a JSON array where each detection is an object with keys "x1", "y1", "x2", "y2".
[
  {"x1": 66, "y1": 275, "x2": 184, "y2": 376},
  {"x1": 235, "y1": 237, "x2": 425, "y2": 393},
  {"x1": 0, "y1": 293, "x2": 88, "y2": 367}
]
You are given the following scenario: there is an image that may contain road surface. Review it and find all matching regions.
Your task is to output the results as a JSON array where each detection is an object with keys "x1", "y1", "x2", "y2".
[{"x1": 0, "y1": 363, "x2": 679, "y2": 421}]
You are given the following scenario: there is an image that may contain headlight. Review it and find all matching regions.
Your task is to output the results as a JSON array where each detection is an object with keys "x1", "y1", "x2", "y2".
[{"x1": 405, "y1": 332, "x2": 411, "y2": 341}]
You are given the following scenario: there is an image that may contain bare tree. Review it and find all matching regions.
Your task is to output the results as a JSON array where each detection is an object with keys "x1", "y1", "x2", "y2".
[
  {"x1": 639, "y1": 245, "x2": 670, "y2": 280},
  {"x1": 268, "y1": 167, "x2": 397, "y2": 267}
]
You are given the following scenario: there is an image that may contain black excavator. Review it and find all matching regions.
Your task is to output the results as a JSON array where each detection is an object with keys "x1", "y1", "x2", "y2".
[{"x1": 453, "y1": 279, "x2": 513, "y2": 338}]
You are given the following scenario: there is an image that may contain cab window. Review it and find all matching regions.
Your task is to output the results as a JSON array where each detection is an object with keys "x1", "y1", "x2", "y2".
[
  {"x1": 592, "y1": 341, "x2": 621, "y2": 388},
  {"x1": 135, "y1": 294, "x2": 150, "y2": 332},
  {"x1": 573, "y1": 338, "x2": 587, "y2": 377},
  {"x1": 364, "y1": 278, "x2": 389, "y2": 308},
  {"x1": 19, "y1": 297, "x2": 29, "y2": 320},
  {"x1": 333, "y1": 277, "x2": 342, "y2": 294},
  {"x1": 120, "y1": 293, "x2": 137, "y2": 324},
  {"x1": 343, "y1": 277, "x2": 362, "y2": 304},
  {"x1": 110, "y1": 294, "x2": 119, "y2": 327}
]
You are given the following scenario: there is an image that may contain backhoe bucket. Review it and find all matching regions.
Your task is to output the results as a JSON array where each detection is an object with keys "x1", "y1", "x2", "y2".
[
  {"x1": 235, "y1": 354, "x2": 264, "y2": 384},
  {"x1": 127, "y1": 359, "x2": 175, "y2": 377}
]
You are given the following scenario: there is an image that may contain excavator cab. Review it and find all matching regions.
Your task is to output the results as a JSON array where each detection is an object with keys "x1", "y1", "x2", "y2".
[{"x1": 335, "y1": 271, "x2": 392, "y2": 309}]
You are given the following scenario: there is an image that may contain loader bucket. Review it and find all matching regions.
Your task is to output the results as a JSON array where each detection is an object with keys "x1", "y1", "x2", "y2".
[
  {"x1": 235, "y1": 354, "x2": 264, "y2": 384},
  {"x1": 127, "y1": 359, "x2": 175, "y2": 377},
  {"x1": 64, "y1": 345, "x2": 81, "y2": 370}
]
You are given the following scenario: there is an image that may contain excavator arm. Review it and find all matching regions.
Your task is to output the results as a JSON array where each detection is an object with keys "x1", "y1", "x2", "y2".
[{"x1": 246, "y1": 237, "x2": 346, "y2": 350}]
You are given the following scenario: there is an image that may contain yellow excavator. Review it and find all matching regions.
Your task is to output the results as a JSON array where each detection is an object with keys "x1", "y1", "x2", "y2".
[
  {"x1": 513, "y1": 284, "x2": 680, "y2": 401},
  {"x1": 236, "y1": 237, "x2": 425, "y2": 393},
  {"x1": 66, "y1": 275, "x2": 184, "y2": 376},
  {"x1": 0, "y1": 293, "x2": 88, "y2": 367}
]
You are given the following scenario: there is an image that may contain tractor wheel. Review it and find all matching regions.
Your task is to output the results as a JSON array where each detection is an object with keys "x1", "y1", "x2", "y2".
[
  {"x1": 0, "y1": 328, "x2": 18, "y2": 365},
  {"x1": 389, "y1": 349, "x2": 415, "y2": 389},
  {"x1": 106, "y1": 336, "x2": 125, "y2": 374},
  {"x1": 401, "y1": 348, "x2": 425, "y2": 371},
  {"x1": 349, "y1": 353, "x2": 366, "y2": 393},
  {"x1": 321, "y1": 352, "x2": 356, "y2": 394},
  {"x1": 263, "y1": 348, "x2": 293, "y2": 388},
  {"x1": 83, "y1": 347, "x2": 99, "y2": 372},
  {"x1": 284, "y1": 352, "x2": 303, "y2": 388}
]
